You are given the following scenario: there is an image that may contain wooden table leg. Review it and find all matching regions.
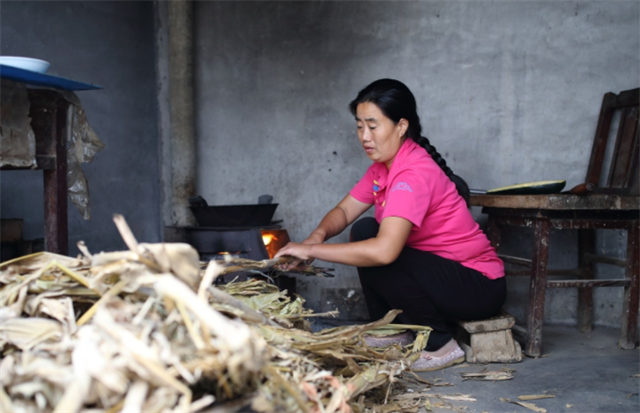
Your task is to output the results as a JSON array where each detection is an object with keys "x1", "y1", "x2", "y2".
[
  {"x1": 488, "y1": 216, "x2": 502, "y2": 251},
  {"x1": 525, "y1": 218, "x2": 551, "y2": 357},
  {"x1": 43, "y1": 160, "x2": 68, "y2": 254},
  {"x1": 30, "y1": 91, "x2": 70, "y2": 255},
  {"x1": 620, "y1": 220, "x2": 639, "y2": 349},
  {"x1": 577, "y1": 229, "x2": 595, "y2": 333}
]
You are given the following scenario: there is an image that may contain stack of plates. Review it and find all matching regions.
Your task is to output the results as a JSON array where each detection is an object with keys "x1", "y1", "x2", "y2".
[{"x1": 0, "y1": 56, "x2": 51, "y2": 74}]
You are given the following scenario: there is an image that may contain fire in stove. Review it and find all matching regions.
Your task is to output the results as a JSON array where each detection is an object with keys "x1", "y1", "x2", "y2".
[
  {"x1": 261, "y1": 229, "x2": 290, "y2": 259},
  {"x1": 211, "y1": 230, "x2": 290, "y2": 260},
  {"x1": 262, "y1": 233, "x2": 276, "y2": 246}
]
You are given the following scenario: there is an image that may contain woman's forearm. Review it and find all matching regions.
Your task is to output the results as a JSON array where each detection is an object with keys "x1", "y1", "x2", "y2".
[
  {"x1": 308, "y1": 238, "x2": 395, "y2": 267},
  {"x1": 275, "y1": 195, "x2": 383, "y2": 268},
  {"x1": 275, "y1": 217, "x2": 412, "y2": 267},
  {"x1": 311, "y1": 216, "x2": 413, "y2": 266},
  {"x1": 307, "y1": 195, "x2": 371, "y2": 242},
  {"x1": 308, "y1": 206, "x2": 350, "y2": 242}
]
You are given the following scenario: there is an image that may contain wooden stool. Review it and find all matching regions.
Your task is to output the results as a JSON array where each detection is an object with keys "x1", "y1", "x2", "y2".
[{"x1": 456, "y1": 311, "x2": 522, "y2": 363}]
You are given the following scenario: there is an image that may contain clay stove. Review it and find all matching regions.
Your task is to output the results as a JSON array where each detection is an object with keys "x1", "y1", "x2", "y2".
[{"x1": 182, "y1": 197, "x2": 294, "y2": 292}]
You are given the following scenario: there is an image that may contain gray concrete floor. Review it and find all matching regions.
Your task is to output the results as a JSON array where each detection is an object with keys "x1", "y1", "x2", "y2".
[
  {"x1": 229, "y1": 322, "x2": 638, "y2": 412},
  {"x1": 408, "y1": 325, "x2": 639, "y2": 413}
]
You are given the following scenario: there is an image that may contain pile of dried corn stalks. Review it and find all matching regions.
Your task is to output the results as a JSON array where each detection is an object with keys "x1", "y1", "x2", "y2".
[{"x1": 0, "y1": 215, "x2": 431, "y2": 413}]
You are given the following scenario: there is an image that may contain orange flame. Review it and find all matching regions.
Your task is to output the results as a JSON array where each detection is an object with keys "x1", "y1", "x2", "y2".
[{"x1": 262, "y1": 234, "x2": 278, "y2": 246}]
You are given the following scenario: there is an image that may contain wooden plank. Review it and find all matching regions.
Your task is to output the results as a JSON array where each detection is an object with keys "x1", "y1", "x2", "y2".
[
  {"x1": 525, "y1": 218, "x2": 550, "y2": 357},
  {"x1": 578, "y1": 229, "x2": 595, "y2": 333},
  {"x1": 547, "y1": 279, "x2": 630, "y2": 288},
  {"x1": 499, "y1": 254, "x2": 532, "y2": 267},
  {"x1": 548, "y1": 219, "x2": 637, "y2": 229},
  {"x1": 627, "y1": 127, "x2": 640, "y2": 194},
  {"x1": 488, "y1": 216, "x2": 501, "y2": 250},
  {"x1": 611, "y1": 87, "x2": 640, "y2": 109},
  {"x1": 487, "y1": 212, "x2": 638, "y2": 229},
  {"x1": 620, "y1": 221, "x2": 639, "y2": 349},
  {"x1": 486, "y1": 215, "x2": 538, "y2": 228},
  {"x1": 506, "y1": 269, "x2": 584, "y2": 276},
  {"x1": 586, "y1": 92, "x2": 616, "y2": 186},
  {"x1": 587, "y1": 88, "x2": 640, "y2": 186},
  {"x1": 584, "y1": 252, "x2": 628, "y2": 267},
  {"x1": 607, "y1": 107, "x2": 638, "y2": 189},
  {"x1": 470, "y1": 194, "x2": 640, "y2": 210}
]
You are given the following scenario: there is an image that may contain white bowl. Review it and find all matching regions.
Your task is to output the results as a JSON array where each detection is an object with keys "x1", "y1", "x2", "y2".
[{"x1": 0, "y1": 56, "x2": 51, "y2": 73}]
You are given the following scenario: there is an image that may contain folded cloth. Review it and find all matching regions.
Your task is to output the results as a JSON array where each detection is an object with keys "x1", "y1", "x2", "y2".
[
  {"x1": 363, "y1": 330, "x2": 415, "y2": 347},
  {"x1": 411, "y1": 341, "x2": 465, "y2": 372}
]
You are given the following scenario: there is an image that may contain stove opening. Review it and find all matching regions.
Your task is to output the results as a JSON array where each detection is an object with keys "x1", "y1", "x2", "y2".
[{"x1": 260, "y1": 229, "x2": 290, "y2": 259}]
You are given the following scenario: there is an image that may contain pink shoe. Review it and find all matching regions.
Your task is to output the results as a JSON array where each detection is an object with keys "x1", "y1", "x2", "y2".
[
  {"x1": 363, "y1": 330, "x2": 415, "y2": 347},
  {"x1": 411, "y1": 342, "x2": 465, "y2": 372}
]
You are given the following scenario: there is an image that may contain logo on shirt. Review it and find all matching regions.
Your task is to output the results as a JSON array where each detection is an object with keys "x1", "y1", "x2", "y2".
[{"x1": 391, "y1": 182, "x2": 413, "y2": 192}]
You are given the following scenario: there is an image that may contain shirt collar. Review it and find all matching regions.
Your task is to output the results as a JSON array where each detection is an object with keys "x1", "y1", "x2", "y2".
[{"x1": 372, "y1": 139, "x2": 419, "y2": 188}]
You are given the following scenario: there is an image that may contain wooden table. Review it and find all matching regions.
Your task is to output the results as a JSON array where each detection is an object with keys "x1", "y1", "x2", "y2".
[
  {"x1": 471, "y1": 193, "x2": 639, "y2": 356},
  {"x1": 471, "y1": 193, "x2": 640, "y2": 211},
  {"x1": 1, "y1": 90, "x2": 71, "y2": 254},
  {"x1": 1, "y1": 65, "x2": 101, "y2": 256}
]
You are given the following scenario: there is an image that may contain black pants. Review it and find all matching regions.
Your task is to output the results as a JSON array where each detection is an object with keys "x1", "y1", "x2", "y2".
[{"x1": 351, "y1": 217, "x2": 506, "y2": 351}]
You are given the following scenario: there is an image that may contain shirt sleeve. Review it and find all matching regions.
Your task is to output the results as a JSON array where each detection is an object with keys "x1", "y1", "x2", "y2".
[
  {"x1": 381, "y1": 170, "x2": 431, "y2": 228},
  {"x1": 349, "y1": 166, "x2": 375, "y2": 204}
]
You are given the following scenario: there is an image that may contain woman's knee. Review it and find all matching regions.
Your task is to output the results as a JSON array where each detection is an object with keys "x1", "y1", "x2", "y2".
[{"x1": 350, "y1": 217, "x2": 379, "y2": 242}]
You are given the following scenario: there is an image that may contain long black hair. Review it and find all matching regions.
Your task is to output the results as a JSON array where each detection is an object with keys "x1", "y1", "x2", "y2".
[{"x1": 349, "y1": 79, "x2": 470, "y2": 206}]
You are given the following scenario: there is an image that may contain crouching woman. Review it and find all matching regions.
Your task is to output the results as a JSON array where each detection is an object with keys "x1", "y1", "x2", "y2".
[{"x1": 276, "y1": 79, "x2": 505, "y2": 371}]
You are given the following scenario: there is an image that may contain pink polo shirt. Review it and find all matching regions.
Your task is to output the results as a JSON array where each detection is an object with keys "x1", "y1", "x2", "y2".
[{"x1": 350, "y1": 139, "x2": 504, "y2": 280}]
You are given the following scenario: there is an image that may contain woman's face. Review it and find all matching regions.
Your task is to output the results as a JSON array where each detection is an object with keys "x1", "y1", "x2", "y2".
[{"x1": 355, "y1": 102, "x2": 408, "y2": 169}]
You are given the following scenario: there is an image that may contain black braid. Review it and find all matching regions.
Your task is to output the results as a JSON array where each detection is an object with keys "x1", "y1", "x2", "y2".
[
  {"x1": 413, "y1": 135, "x2": 470, "y2": 207},
  {"x1": 416, "y1": 136, "x2": 453, "y2": 177},
  {"x1": 350, "y1": 79, "x2": 471, "y2": 206}
]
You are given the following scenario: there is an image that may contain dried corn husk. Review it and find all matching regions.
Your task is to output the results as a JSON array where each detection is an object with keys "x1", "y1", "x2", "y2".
[
  {"x1": 461, "y1": 367, "x2": 515, "y2": 381},
  {"x1": 215, "y1": 255, "x2": 335, "y2": 277},
  {"x1": 0, "y1": 214, "x2": 432, "y2": 413}
]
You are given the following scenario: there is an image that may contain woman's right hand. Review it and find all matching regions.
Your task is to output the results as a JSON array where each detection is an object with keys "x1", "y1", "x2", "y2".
[
  {"x1": 275, "y1": 194, "x2": 372, "y2": 270},
  {"x1": 277, "y1": 232, "x2": 325, "y2": 270}
]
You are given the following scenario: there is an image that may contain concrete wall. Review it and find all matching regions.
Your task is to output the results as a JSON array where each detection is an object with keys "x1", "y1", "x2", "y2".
[
  {"x1": 194, "y1": 1, "x2": 639, "y2": 325},
  {"x1": 1, "y1": 0, "x2": 636, "y2": 329},
  {"x1": 0, "y1": 1, "x2": 160, "y2": 254}
]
